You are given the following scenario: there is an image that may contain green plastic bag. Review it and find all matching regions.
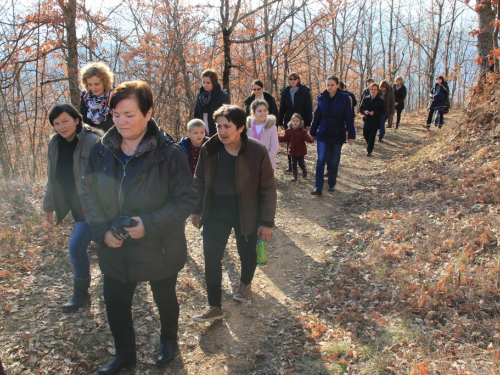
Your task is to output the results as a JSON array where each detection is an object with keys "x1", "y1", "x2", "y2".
[{"x1": 257, "y1": 239, "x2": 267, "y2": 265}]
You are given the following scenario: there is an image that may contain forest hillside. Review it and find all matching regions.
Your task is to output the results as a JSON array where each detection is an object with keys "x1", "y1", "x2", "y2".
[{"x1": 1, "y1": 77, "x2": 500, "y2": 374}]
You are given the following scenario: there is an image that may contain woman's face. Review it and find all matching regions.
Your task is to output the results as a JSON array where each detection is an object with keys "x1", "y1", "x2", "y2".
[
  {"x1": 112, "y1": 97, "x2": 152, "y2": 141},
  {"x1": 326, "y1": 79, "x2": 339, "y2": 94},
  {"x1": 396, "y1": 79, "x2": 403, "y2": 86},
  {"x1": 369, "y1": 87, "x2": 378, "y2": 98},
  {"x1": 380, "y1": 85, "x2": 386, "y2": 92},
  {"x1": 291, "y1": 117, "x2": 301, "y2": 129},
  {"x1": 216, "y1": 116, "x2": 243, "y2": 147},
  {"x1": 53, "y1": 112, "x2": 79, "y2": 141},
  {"x1": 254, "y1": 104, "x2": 268, "y2": 123},
  {"x1": 437, "y1": 77, "x2": 443, "y2": 84},
  {"x1": 288, "y1": 76, "x2": 299, "y2": 88},
  {"x1": 86, "y1": 75, "x2": 105, "y2": 96},
  {"x1": 252, "y1": 85, "x2": 263, "y2": 96},
  {"x1": 202, "y1": 77, "x2": 214, "y2": 92}
]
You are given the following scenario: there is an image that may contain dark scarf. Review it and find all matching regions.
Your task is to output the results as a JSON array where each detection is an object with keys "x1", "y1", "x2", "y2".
[
  {"x1": 199, "y1": 90, "x2": 212, "y2": 112},
  {"x1": 83, "y1": 89, "x2": 113, "y2": 124}
]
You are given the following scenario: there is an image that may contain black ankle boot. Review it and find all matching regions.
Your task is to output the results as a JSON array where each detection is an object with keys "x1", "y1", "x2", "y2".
[
  {"x1": 98, "y1": 336, "x2": 136, "y2": 375},
  {"x1": 156, "y1": 340, "x2": 177, "y2": 365},
  {"x1": 61, "y1": 277, "x2": 91, "y2": 312}
]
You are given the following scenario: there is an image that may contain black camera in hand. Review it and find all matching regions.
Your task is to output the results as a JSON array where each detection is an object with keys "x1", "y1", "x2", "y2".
[{"x1": 111, "y1": 216, "x2": 138, "y2": 240}]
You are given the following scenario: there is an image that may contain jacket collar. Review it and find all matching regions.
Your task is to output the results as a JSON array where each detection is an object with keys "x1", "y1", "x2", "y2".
[
  {"x1": 246, "y1": 115, "x2": 276, "y2": 130},
  {"x1": 102, "y1": 119, "x2": 160, "y2": 156},
  {"x1": 204, "y1": 133, "x2": 248, "y2": 156}
]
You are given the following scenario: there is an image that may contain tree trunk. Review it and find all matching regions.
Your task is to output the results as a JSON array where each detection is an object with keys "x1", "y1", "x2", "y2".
[
  {"x1": 60, "y1": 0, "x2": 80, "y2": 107},
  {"x1": 475, "y1": 0, "x2": 495, "y2": 75},
  {"x1": 222, "y1": 27, "x2": 232, "y2": 96}
]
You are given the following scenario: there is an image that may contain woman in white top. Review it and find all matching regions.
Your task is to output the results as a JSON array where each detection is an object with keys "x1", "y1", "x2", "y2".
[{"x1": 246, "y1": 99, "x2": 279, "y2": 170}]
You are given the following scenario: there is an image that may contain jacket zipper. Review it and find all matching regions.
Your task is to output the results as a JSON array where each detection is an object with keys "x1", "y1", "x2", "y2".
[
  {"x1": 234, "y1": 150, "x2": 249, "y2": 242},
  {"x1": 113, "y1": 153, "x2": 130, "y2": 215}
]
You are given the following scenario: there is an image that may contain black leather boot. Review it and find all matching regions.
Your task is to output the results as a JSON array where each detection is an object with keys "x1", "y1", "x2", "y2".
[
  {"x1": 156, "y1": 340, "x2": 177, "y2": 365},
  {"x1": 61, "y1": 277, "x2": 91, "y2": 312},
  {"x1": 98, "y1": 335, "x2": 136, "y2": 375}
]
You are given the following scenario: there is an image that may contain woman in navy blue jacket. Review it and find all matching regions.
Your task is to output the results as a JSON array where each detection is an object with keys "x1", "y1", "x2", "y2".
[
  {"x1": 309, "y1": 75, "x2": 355, "y2": 195},
  {"x1": 360, "y1": 83, "x2": 385, "y2": 157},
  {"x1": 425, "y1": 75, "x2": 449, "y2": 129}
]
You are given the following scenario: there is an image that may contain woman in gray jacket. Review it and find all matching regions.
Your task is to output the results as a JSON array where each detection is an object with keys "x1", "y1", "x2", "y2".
[{"x1": 43, "y1": 104, "x2": 103, "y2": 312}]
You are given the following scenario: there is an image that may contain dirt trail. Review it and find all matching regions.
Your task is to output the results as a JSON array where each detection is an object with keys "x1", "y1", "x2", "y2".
[{"x1": 0, "y1": 114, "x2": 443, "y2": 374}]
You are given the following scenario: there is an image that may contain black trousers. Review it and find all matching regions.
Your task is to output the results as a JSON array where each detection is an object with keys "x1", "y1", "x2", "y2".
[
  {"x1": 363, "y1": 126, "x2": 378, "y2": 154},
  {"x1": 291, "y1": 156, "x2": 306, "y2": 171},
  {"x1": 103, "y1": 274, "x2": 179, "y2": 343},
  {"x1": 395, "y1": 108, "x2": 403, "y2": 126},
  {"x1": 202, "y1": 214, "x2": 258, "y2": 308},
  {"x1": 427, "y1": 109, "x2": 444, "y2": 125}
]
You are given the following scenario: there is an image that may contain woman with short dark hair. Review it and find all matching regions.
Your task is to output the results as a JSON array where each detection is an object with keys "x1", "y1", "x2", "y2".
[
  {"x1": 81, "y1": 81, "x2": 197, "y2": 374},
  {"x1": 193, "y1": 69, "x2": 231, "y2": 136},
  {"x1": 243, "y1": 80, "x2": 279, "y2": 117},
  {"x1": 43, "y1": 103, "x2": 103, "y2": 312},
  {"x1": 191, "y1": 104, "x2": 277, "y2": 322}
]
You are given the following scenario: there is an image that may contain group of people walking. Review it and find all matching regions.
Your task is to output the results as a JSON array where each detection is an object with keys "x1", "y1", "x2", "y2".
[{"x1": 43, "y1": 61, "x2": 449, "y2": 374}]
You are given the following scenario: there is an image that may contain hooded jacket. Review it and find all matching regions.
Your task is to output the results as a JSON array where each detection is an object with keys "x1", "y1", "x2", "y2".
[
  {"x1": 80, "y1": 120, "x2": 198, "y2": 282},
  {"x1": 193, "y1": 84, "x2": 231, "y2": 136},
  {"x1": 309, "y1": 89, "x2": 355, "y2": 144},
  {"x1": 193, "y1": 135, "x2": 276, "y2": 236},
  {"x1": 43, "y1": 124, "x2": 103, "y2": 224},
  {"x1": 278, "y1": 127, "x2": 313, "y2": 157},
  {"x1": 246, "y1": 115, "x2": 279, "y2": 169},
  {"x1": 393, "y1": 84, "x2": 407, "y2": 110}
]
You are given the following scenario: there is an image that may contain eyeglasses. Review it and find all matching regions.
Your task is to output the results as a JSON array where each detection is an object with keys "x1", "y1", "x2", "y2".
[
  {"x1": 252, "y1": 88, "x2": 262, "y2": 91},
  {"x1": 289, "y1": 78, "x2": 298, "y2": 81}
]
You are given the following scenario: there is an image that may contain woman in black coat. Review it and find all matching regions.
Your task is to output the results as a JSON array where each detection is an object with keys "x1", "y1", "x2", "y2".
[
  {"x1": 193, "y1": 69, "x2": 231, "y2": 136},
  {"x1": 393, "y1": 76, "x2": 407, "y2": 129},
  {"x1": 277, "y1": 72, "x2": 313, "y2": 171},
  {"x1": 81, "y1": 81, "x2": 198, "y2": 374},
  {"x1": 425, "y1": 75, "x2": 449, "y2": 129},
  {"x1": 243, "y1": 80, "x2": 279, "y2": 117},
  {"x1": 359, "y1": 83, "x2": 385, "y2": 157}
]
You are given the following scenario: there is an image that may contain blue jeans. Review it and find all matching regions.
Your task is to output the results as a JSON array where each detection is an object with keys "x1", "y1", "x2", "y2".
[
  {"x1": 379, "y1": 114, "x2": 387, "y2": 140},
  {"x1": 69, "y1": 222, "x2": 92, "y2": 279},
  {"x1": 315, "y1": 141, "x2": 343, "y2": 191}
]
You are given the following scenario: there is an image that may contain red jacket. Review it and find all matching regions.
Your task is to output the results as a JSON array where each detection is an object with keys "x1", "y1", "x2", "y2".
[{"x1": 279, "y1": 128, "x2": 313, "y2": 157}]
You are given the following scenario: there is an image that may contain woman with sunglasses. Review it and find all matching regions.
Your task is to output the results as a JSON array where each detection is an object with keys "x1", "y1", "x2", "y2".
[
  {"x1": 243, "y1": 80, "x2": 278, "y2": 117},
  {"x1": 277, "y1": 72, "x2": 313, "y2": 172}
]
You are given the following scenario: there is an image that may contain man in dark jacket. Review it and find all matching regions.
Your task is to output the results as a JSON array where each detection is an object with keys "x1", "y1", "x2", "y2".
[
  {"x1": 309, "y1": 75, "x2": 355, "y2": 195},
  {"x1": 340, "y1": 81, "x2": 357, "y2": 114},
  {"x1": 278, "y1": 72, "x2": 313, "y2": 171}
]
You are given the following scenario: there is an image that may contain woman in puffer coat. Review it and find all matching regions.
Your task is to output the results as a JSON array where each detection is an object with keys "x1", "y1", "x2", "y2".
[
  {"x1": 80, "y1": 81, "x2": 197, "y2": 374},
  {"x1": 309, "y1": 75, "x2": 355, "y2": 195},
  {"x1": 43, "y1": 104, "x2": 103, "y2": 313},
  {"x1": 246, "y1": 99, "x2": 279, "y2": 170},
  {"x1": 425, "y1": 75, "x2": 450, "y2": 129}
]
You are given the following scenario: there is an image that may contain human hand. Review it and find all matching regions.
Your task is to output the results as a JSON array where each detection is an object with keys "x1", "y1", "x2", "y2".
[
  {"x1": 310, "y1": 135, "x2": 316, "y2": 142},
  {"x1": 104, "y1": 230, "x2": 124, "y2": 248},
  {"x1": 395, "y1": 102, "x2": 398, "y2": 106},
  {"x1": 191, "y1": 214, "x2": 200, "y2": 228},
  {"x1": 257, "y1": 226, "x2": 272, "y2": 242},
  {"x1": 125, "y1": 216, "x2": 145, "y2": 239},
  {"x1": 45, "y1": 211, "x2": 54, "y2": 224},
  {"x1": 348, "y1": 139, "x2": 354, "y2": 146}
]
